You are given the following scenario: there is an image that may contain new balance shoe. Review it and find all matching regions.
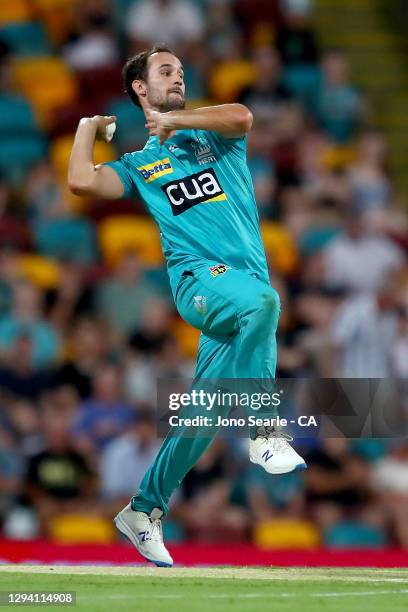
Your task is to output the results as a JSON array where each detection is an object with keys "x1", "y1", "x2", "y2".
[
  {"x1": 114, "y1": 504, "x2": 173, "y2": 567},
  {"x1": 249, "y1": 427, "x2": 307, "y2": 474}
]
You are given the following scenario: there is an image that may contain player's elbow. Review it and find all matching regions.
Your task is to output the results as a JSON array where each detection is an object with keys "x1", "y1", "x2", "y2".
[
  {"x1": 68, "y1": 176, "x2": 95, "y2": 196},
  {"x1": 68, "y1": 181, "x2": 89, "y2": 196},
  {"x1": 236, "y1": 104, "x2": 253, "y2": 133}
]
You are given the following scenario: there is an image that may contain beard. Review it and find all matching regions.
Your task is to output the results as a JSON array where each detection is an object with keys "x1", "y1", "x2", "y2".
[{"x1": 148, "y1": 90, "x2": 186, "y2": 113}]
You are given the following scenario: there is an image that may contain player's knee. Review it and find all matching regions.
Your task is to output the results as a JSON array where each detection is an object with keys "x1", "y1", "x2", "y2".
[{"x1": 249, "y1": 288, "x2": 281, "y2": 328}]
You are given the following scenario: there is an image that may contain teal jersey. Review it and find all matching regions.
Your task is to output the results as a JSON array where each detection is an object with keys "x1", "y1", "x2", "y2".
[{"x1": 105, "y1": 129, "x2": 269, "y2": 297}]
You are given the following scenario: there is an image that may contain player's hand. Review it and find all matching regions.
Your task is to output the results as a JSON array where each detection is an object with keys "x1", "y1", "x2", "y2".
[
  {"x1": 90, "y1": 115, "x2": 117, "y2": 142},
  {"x1": 145, "y1": 109, "x2": 173, "y2": 144}
]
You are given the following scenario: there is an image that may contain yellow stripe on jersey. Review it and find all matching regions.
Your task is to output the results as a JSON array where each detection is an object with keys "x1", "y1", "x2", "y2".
[
  {"x1": 204, "y1": 193, "x2": 228, "y2": 203},
  {"x1": 137, "y1": 158, "x2": 173, "y2": 183}
]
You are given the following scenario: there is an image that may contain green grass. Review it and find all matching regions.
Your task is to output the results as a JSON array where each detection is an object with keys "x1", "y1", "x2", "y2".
[{"x1": 0, "y1": 566, "x2": 407, "y2": 611}]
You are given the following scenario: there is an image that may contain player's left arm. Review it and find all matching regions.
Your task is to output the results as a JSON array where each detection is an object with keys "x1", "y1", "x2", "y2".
[{"x1": 146, "y1": 104, "x2": 253, "y2": 143}]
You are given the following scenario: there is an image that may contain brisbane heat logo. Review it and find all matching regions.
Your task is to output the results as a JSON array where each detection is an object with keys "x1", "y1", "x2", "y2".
[
  {"x1": 161, "y1": 168, "x2": 227, "y2": 215},
  {"x1": 137, "y1": 158, "x2": 173, "y2": 183}
]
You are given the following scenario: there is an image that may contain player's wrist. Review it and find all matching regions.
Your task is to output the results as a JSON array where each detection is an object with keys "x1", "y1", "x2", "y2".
[{"x1": 162, "y1": 111, "x2": 183, "y2": 131}]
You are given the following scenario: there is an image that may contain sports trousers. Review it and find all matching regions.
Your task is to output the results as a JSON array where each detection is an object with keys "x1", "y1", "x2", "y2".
[{"x1": 132, "y1": 260, "x2": 281, "y2": 515}]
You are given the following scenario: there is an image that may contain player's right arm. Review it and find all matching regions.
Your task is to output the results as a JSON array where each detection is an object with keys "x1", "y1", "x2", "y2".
[{"x1": 68, "y1": 115, "x2": 124, "y2": 199}]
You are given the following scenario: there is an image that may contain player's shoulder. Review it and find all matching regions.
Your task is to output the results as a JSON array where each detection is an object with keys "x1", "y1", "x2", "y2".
[{"x1": 118, "y1": 144, "x2": 156, "y2": 169}]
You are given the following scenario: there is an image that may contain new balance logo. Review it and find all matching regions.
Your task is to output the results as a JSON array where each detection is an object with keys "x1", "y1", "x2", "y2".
[
  {"x1": 138, "y1": 530, "x2": 151, "y2": 542},
  {"x1": 262, "y1": 450, "x2": 274, "y2": 462},
  {"x1": 162, "y1": 168, "x2": 226, "y2": 215}
]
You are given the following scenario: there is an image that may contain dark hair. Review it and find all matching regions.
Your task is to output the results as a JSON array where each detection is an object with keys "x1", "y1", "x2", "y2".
[{"x1": 122, "y1": 44, "x2": 175, "y2": 108}]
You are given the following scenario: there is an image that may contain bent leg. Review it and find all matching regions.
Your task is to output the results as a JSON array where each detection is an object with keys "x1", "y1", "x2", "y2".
[{"x1": 132, "y1": 264, "x2": 281, "y2": 514}]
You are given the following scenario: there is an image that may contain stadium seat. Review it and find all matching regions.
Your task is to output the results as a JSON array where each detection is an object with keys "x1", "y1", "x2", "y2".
[
  {"x1": 254, "y1": 518, "x2": 320, "y2": 550},
  {"x1": 261, "y1": 221, "x2": 298, "y2": 276},
  {"x1": 50, "y1": 134, "x2": 115, "y2": 183},
  {"x1": 49, "y1": 134, "x2": 116, "y2": 215},
  {"x1": 98, "y1": 215, "x2": 164, "y2": 267},
  {"x1": 209, "y1": 59, "x2": 256, "y2": 103},
  {"x1": 105, "y1": 96, "x2": 148, "y2": 152},
  {"x1": 0, "y1": 22, "x2": 51, "y2": 56},
  {"x1": 18, "y1": 253, "x2": 60, "y2": 289},
  {"x1": 13, "y1": 56, "x2": 78, "y2": 126},
  {"x1": 32, "y1": 0, "x2": 77, "y2": 46},
  {"x1": 172, "y1": 318, "x2": 201, "y2": 359},
  {"x1": 0, "y1": 93, "x2": 47, "y2": 181},
  {"x1": 0, "y1": 94, "x2": 40, "y2": 135},
  {"x1": 49, "y1": 514, "x2": 116, "y2": 544},
  {"x1": 34, "y1": 218, "x2": 97, "y2": 264},
  {"x1": 0, "y1": 136, "x2": 48, "y2": 183},
  {"x1": 0, "y1": 0, "x2": 31, "y2": 25}
]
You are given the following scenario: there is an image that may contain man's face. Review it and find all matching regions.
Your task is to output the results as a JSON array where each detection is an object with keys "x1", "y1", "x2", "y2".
[{"x1": 135, "y1": 51, "x2": 186, "y2": 112}]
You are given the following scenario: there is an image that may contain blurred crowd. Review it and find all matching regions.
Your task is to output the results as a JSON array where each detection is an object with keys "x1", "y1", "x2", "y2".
[{"x1": 1, "y1": 0, "x2": 408, "y2": 551}]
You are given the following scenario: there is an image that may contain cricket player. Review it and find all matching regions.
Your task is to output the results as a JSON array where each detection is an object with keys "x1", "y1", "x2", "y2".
[{"x1": 68, "y1": 44, "x2": 306, "y2": 567}]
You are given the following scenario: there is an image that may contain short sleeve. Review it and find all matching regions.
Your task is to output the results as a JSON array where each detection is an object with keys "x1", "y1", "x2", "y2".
[{"x1": 103, "y1": 155, "x2": 137, "y2": 199}]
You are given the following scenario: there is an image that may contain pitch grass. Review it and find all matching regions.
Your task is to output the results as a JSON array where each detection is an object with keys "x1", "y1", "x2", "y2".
[{"x1": 0, "y1": 566, "x2": 407, "y2": 612}]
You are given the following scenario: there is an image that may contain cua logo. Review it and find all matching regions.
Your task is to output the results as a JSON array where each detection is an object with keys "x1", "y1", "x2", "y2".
[{"x1": 162, "y1": 168, "x2": 226, "y2": 215}]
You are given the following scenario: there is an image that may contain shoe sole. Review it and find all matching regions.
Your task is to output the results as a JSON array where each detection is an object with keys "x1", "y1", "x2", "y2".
[
  {"x1": 250, "y1": 456, "x2": 308, "y2": 475},
  {"x1": 114, "y1": 513, "x2": 173, "y2": 568}
]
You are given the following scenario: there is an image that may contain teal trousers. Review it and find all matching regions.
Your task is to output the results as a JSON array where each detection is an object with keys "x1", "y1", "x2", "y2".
[{"x1": 132, "y1": 261, "x2": 281, "y2": 515}]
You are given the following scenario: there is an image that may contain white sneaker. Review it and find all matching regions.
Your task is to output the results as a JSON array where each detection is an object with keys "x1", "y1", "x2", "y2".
[
  {"x1": 249, "y1": 428, "x2": 307, "y2": 475},
  {"x1": 114, "y1": 504, "x2": 173, "y2": 567}
]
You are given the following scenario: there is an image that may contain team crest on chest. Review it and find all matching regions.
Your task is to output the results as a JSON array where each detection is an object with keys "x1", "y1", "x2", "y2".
[{"x1": 191, "y1": 136, "x2": 216, "y2": 165}]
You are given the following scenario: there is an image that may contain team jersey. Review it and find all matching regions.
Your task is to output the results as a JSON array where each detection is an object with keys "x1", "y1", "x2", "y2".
[{"x1": 104, "y1": 129, "x2": 269, "y2": 298}]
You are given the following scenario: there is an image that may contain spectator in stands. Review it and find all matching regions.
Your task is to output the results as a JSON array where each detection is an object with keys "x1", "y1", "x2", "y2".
[
  {"x1": 95, "y1": 251, "x2": 162, "y2": 338},
  {"x1": 322, "y1": 210, "x2": 405, "y2": 294},
  {"x1": 100, "y1": 411, "x2": 160, "y2": 514},
  {"x1": 371, "y1": 441, "x2": 408, "y2": 549},
  {"x1": 277, "y1": 0, "x2": 319, "y2": 67},
  {"x1": 26, "y1": 162, "x2": 97, "y2": 264},
  {"x1": 348, "y1": 130, "x2": 392, "y2": 221},
  {"x1": 206, "y1": 0, "x2": 242, "y2": 61},
  {"x1": 72, "y1": 362, "x2": 134, "y2": 458},
  {"x1": 238, "y1": 47, "x2": 293, "y2": 123},
  {"x1": 3, "y1": 398, "x2": 42, "y2": 457},
  {"x1": 312, "y1": 48, "x2": 363, "y2": 143},
  {"x1": 62, "y1": 0, "x2": 118, "y2": 70},
  {"x1": 304, "y1": 439, "x2": 371, "y2": 532},
  {"x1": 55, "y1": 317, "x2": 109, "y2": 400},
  {"x1": 126, "y1": 0, "x2": 205, "y2": 52},
  {"x1": 327, "y1": 275, "x2": 403, "y2": 377},
  {"x1": 0, "y1": 280, "x2": 60, "y2": 370},
  {"x1": 0, "y1": 422, "x2": 25, "y2": 526},
  {"x1": 247, "y1": 121, "x2": 277, "y2": 218},
  {"x1": 25, "y1": 407, "x2": 94, "y2": 537},
  {"x1": 245, "y1": 464, "x2": 305, "y2": 522},
  {"x1": 390, "y1": 306, "x2": 408, "y2": 377},
  {"x1": 124, "y1": 298, "x2": 179, "y2": 404},
  {"x1": 0, "y1": 331, "x2": 53, "y2": 399},
  {"x1": 176, "y1": 439, "x2": 249, "y2": 542}
]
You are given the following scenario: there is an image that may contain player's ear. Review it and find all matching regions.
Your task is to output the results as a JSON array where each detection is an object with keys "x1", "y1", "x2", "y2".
[{"x1": 133, "y1": 79, "x2": 147, "y2": 100}]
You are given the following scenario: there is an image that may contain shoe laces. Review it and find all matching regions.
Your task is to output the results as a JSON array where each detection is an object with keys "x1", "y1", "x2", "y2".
[
  {"x1": 257, "y1": 426, "x2": 293, "y2": 452},
  {"x1": 146, "y1": 517, "x2": 163, "y2": 542}
]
